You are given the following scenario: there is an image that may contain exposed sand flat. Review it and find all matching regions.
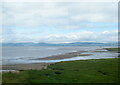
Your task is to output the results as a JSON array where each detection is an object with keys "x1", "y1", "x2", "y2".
[
  {"x1": 34, "y1": 51, "x2": 92, "y2": 60},
  {"x1": 2, "y1": 51, "x2": 92, "y2": 71},
  {"x1": 2, "y1": 63, "x2": 52, "y2": 70}
]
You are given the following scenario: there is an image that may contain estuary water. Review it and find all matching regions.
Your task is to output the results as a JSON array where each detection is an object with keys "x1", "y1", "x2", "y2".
[{"x1": 1, "y1": 46, "x2": 118, "y2": 65}]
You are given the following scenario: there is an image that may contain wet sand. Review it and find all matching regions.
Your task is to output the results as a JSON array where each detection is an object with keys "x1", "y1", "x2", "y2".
[
  {"x1": 33, "y1": 51, "x2": 92, "y2": 60},
  {"x1": 2, "y1": 51, "x2": 92, "y2": 71}
]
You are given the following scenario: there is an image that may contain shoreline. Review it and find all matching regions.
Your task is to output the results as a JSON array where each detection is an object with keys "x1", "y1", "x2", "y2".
[
  {"x1": 2, "y1": 48, "x2": 118, "y2": 71},
  {"x1": 32, "y1": 51, "x2": 92, "y2": 60},
  {"x1": 2, "y1": 51, "x2": 92, "y2": 71},
  {"x1": 2, "y1": 58, "x2": 118, "y2": 83},
  {"x1": 2, "y1": 57, "x2": 118, "y2": 71}
]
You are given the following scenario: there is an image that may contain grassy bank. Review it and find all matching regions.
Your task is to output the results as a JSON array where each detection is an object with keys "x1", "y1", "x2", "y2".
[
  {"x1": 105, "y1": 48, "x2": 120, "y2": 57},
  {"x1": 3, "y1": 58, "x2": 119, "y2": 83},
  {"x1": 105, "y1": 48, "x2": 120, "y2": 53}
]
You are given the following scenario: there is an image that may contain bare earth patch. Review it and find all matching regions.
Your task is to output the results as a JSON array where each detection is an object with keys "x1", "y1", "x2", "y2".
[{"x1": 2, "y1": 63, "x2": 52, "y2": 70}]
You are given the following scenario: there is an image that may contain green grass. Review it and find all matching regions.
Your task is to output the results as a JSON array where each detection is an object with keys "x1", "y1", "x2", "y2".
[
  {"x1": 2, "y1": 58, "x2": 119, "y2": 83},
  {"x1": 105, "y1": 48, "x2": 120, "y2": 53}
]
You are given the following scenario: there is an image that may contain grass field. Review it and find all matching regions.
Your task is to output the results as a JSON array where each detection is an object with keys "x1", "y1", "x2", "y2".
[{"x1": 2, "y1": 58, "x2": 119, "y2": 83}]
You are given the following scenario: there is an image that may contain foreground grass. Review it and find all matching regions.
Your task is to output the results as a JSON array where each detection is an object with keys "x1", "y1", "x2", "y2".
[{"x1": 3, "y1": 58, "x2": 119, "y2": 83}]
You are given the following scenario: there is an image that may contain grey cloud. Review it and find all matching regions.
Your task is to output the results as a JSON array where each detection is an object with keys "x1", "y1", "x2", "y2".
[{"x1": 2, "y1": 2, "x2": 117, "y2": 28}]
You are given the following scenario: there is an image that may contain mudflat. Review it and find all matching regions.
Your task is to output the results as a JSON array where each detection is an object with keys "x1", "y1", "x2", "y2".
[
  {"x1": 2, "y1": 51, "x2": 92, "y2": 70},
  {"x1": 34, "y1": 51, "x2": 92, "y2": 60}
]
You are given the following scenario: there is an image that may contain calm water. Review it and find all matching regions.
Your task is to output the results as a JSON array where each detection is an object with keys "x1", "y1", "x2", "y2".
[{"x1": 1, "y1": 46, "x2": 118, "y2": 65}]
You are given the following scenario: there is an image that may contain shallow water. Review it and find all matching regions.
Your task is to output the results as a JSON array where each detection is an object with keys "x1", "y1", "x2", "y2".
[{"x1": 1, "y1": 46, "x2": 118, "y2": 65}]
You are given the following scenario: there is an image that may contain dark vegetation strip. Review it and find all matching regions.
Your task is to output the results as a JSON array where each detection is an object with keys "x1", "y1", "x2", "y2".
[
  {"x1": 105, "y1": 48, "x2": 120, "y2": 57},
  {"x1": 105, "y1": 48, "x2": 120, "y2": 53}
]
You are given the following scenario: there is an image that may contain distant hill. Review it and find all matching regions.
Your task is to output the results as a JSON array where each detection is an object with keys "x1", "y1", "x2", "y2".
[{"x1": 1, "y1": 42, "x2": 118, "y2": 46}]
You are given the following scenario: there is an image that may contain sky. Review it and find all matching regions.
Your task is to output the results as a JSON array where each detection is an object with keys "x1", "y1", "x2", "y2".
[{"x1": 0, "y1": 0, "x2": 119, "y2": 43}]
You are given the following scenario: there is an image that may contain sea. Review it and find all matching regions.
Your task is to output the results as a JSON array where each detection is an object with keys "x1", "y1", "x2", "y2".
[{"x1": 1, "y1": 46, "x2": 118, "y2": 65}]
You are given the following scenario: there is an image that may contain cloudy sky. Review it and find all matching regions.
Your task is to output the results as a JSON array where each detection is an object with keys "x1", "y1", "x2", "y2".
[{"x1": 1, "y1": 0, "x2": 118, "y2": 43}]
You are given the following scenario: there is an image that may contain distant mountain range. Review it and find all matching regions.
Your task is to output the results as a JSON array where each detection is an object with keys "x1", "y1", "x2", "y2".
[{"x1": 1, "y1": 42, "x2": 118, "y2": 46}]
